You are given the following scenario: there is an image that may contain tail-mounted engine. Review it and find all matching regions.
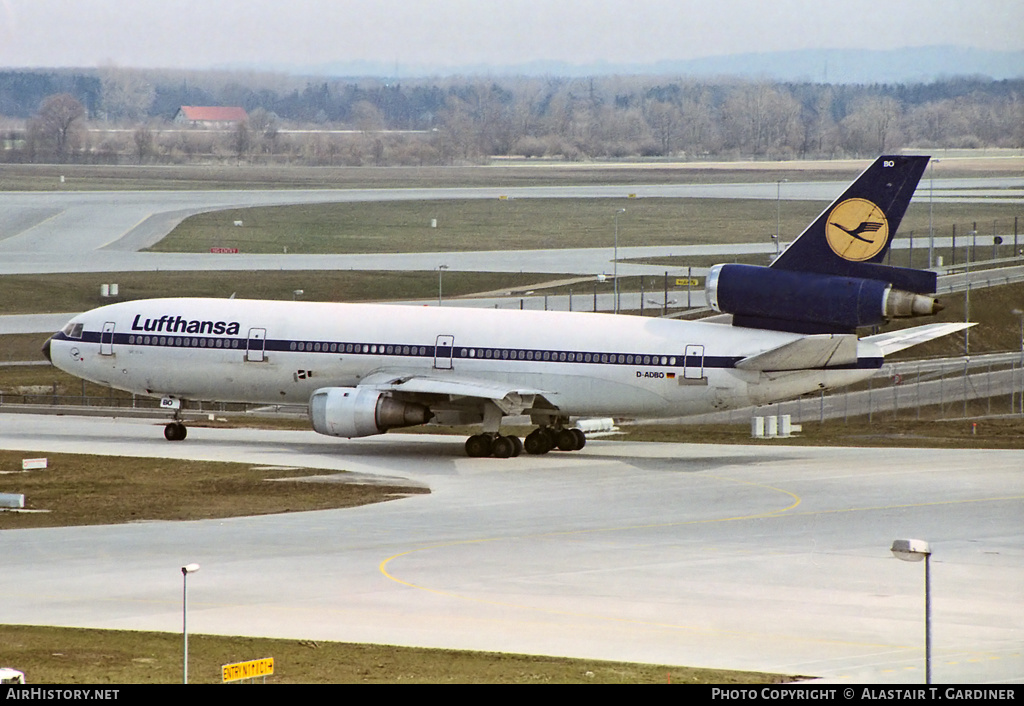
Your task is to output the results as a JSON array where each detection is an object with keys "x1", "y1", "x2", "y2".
[
  {"x1": 706, "y1": 264, "x2": 942, "y2": 334},
  {"x1": 309, "y1": 387, "x2": 432, "y2": 438}
]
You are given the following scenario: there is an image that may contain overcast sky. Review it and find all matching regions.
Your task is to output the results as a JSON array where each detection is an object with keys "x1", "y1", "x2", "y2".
[{"x1": 1, "y1": 0, "x2": 1022, "y2": 72}]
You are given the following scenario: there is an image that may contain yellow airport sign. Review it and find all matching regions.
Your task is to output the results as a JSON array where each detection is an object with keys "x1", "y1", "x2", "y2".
[
  {"x1": 675, "y1": 278, "x2": 700, "y2": 286},
  {"x1": 222, "y1": 657, "x2": 274, "y2": 682}
]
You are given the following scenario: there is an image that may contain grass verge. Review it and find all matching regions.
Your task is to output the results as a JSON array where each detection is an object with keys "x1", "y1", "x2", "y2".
[
  {"x1": 148, "y1": 197, "x2": 1023, "y2": 256},
  {"x1": 0, "y1": 270, "x2": 557, "y2": 316},
  {"x1": 0, "y1": 625, "x2": 794, "y2": 684},
  {"x1": 0, "y1": 450, "x2": 426, "y2": 530}
]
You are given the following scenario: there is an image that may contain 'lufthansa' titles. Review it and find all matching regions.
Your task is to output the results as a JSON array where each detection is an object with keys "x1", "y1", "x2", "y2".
[{"x1": 131, "y1": 314, "x2": 241, "y2": 336}]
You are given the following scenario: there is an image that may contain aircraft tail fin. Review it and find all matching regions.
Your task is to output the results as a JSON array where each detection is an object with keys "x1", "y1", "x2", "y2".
[
  {"x1": 706, "y1": 155, "x2": 943, "y2": 334},
  {"x1": 770, "y1": 155, "x2": 932, "y2": 292}
]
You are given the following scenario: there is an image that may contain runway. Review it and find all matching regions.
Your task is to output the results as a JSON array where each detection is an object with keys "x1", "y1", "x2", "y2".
[
  {"x1": 2, "y1": 177, "x2": 1022, "y2": 276},
  {"x1": 0, "y1": 413, "x2": 1021, "y2": 683}
]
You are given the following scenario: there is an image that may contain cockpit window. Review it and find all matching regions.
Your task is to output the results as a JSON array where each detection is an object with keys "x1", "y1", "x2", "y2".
[{"x1": 62, "y1": 322, "x2": 84, "y2": 339}]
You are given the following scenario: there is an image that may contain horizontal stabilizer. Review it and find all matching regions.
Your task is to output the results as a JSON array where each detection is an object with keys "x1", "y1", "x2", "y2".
[
  {"x1": 735, "y1": 334, "x2": 858, "y2": 372},
  {"x1": 860, "y1": 322, "x2": 975, "y2": 356}
]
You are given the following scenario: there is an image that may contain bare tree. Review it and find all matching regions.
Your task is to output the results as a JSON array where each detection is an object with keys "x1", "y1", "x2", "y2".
[
  {"x1": 233, "y1": 121, "x2": 251, "y2": 163},
  {"x1": 133, "y1": 126, "x2": 154, "y2": 164},
  {"x1": 841, "y1": 96, "x2": 904, "y2": 155},
  {"x1": 99, "y1": 68, "x2": 155, "y2": 122},
  {"x1": 33, "y1": 94, "x2": 85, "y2": 161}
]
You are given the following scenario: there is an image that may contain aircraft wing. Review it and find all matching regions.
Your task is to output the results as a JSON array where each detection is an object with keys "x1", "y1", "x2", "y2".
[
  {"x1": 358, "y1": 371, "x2": 553, "y2": 416},
  {"x1": 860, "y1": 322, "x2": 975, "y2": 356}
]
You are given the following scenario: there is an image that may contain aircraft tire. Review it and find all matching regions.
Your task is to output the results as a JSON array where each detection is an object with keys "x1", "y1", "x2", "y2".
[
  {"x1": 465, "y1": 434, "x2": 493, "y2": 458},
  {"x1": 571, "y1": 428, "x2": 586, "y2": 450},
  {"x1": 508, "y1": 435, "x2": 523, "y2": 457},
  {"x1": 524, "y1": 429, "x2": 552, "y2": 454},
  {"x1": 555, "y1": 428, "x2": 579, "y2": 451},
  {"x1": 491, "y1": 436, "x2": 515, "y2": 459},
  {"x1": 164, "y1": 422, "x2": 187, "y2": 441}
]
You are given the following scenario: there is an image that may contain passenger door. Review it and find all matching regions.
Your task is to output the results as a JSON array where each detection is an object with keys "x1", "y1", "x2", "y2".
[
  {"x1": 246, "y1": 327, "x2": 267, "y2": 362},
  {"x1": 434, "y1": 335, "x2": 454, "y2": 370},
  {"x1": 100, "y1": 321, "x2": 116, "y2": 356}
]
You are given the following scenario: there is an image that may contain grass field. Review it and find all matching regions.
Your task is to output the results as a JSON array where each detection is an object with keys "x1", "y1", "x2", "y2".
[
  {"x1": 0, "y1": 625, "x2": 791, "y2": 684},
  {"x1": 0, "y1": 449, "x2": 426, "y2": 530},
  {"x1": 2, "y1": 155, "x2": 1021, "y2": 192},
  {"x1": 0, "y1": 269, "x2": 558, "y2": 316},
  {"x1": 149, "y1": 196, "x2": 1024, "y2": 256}
]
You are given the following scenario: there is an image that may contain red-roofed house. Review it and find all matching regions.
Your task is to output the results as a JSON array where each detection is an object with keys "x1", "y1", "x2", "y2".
[{"x1": 174, "y1": 106, "x2": 249, "y2": 128}]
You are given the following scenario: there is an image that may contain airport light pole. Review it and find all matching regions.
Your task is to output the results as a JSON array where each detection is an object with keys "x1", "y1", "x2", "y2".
[
  {"x1": 437, "y1": 265, "x2": 449, "y2": 307},
  {"x1": 775, "y1": 178, "x2": 788, "y2": 251},
  {"x1": 613, "y1": 209, "x2": 625, "y2": 314},
  {"x1": 891, "y1": 539, "x2": 932, "y2": 684},
  {"x1": 1013, "y1": 309, "x2": 1024, "y2": 414},
  {"x1": 928, "y1": 159, "x2": 938, "y2": 268},
  {"x1": 181, "y1": 563, "x2": 200, "y2": 684},
  {"x1": 965, "y1": 231, "x2": 976, "y2": 355}
]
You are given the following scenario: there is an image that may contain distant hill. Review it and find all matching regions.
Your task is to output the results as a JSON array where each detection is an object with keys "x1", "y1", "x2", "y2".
[{"x1": 295, "y1": 46, "x2": 1024, "y2": 83}]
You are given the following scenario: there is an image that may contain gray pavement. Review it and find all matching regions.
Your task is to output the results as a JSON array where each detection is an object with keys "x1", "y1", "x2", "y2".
[
  {"x1": 0, "y1": 413, "x2": 1021, "y2": 683},
  {"x1": 1, "y1": 177, "x2": 1021, "y2": 276}
]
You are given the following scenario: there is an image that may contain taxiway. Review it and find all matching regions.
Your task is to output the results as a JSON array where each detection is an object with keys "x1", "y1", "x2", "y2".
[{"x1": 0, "y1": 413, "x2": 1020, "y2": 683}]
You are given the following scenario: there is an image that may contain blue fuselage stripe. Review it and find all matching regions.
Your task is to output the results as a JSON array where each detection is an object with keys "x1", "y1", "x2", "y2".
[{"x1": 54, "y1": 330, "x2": 884, "y2": 371}]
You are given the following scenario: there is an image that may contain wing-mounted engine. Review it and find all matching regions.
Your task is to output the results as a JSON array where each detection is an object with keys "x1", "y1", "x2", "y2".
[
  {"x1": 309, "y1": 387, "x2": 432, "y2": 438},
  {"x1": 705, "y1": 263, "x2": 942, "y2": 334}
]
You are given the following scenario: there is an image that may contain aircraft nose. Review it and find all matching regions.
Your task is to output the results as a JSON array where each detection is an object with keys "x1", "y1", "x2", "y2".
[{"x1": 42, "y1": 337, "x2": 53, "y2": 363}]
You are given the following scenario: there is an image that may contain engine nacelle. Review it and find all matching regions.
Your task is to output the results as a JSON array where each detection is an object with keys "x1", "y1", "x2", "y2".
[
  {"x1": 706, "y1": 264, "x2": 941, "y2": 333},
  {"x1": 309, "y1": 387, "x2": 432, "y2": 438}
]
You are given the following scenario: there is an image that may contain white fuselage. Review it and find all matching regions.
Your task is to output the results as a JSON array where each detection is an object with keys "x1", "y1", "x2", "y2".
[{"x1": 47, "y1": 298, "x2": 882, "y2": 420}]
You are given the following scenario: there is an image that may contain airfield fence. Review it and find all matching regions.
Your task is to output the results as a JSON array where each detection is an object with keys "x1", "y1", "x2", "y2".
[{"x1": 674, "y1": 351, "x2": 1024, "y2": 426}]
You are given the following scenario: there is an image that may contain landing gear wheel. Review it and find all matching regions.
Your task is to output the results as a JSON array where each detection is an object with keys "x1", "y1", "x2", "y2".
[
  {"x1": 524, "y1": 429, "x2": 553, "y2": 455},
  {"x1": 570, "y1": 428, "x2": 586, "y2": 450},
  {"x1": 507, "y1": 435, "x2": 523, "y2": 457},
  {"x1": 491, "y1": 436, "x2": 515, "y2": 459},
  {"x1": 555, "y1": 428, "x2": 580, "y2": 451},
  {"x1": 164, "y1": 422, "x2": 187, "y2": 441},
  {"x1": 465, "y1": 434, "x2": 494, "y2": 458}
]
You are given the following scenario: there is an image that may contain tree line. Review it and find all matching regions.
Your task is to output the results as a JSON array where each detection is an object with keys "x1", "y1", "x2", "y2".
[{"x1": 2, "y1": 69, "x2": 1022, "y2": 165}]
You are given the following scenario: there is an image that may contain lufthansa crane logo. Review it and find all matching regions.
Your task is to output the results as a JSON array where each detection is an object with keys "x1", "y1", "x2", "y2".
[{"x1": 825, "y1": 198, "x2": 889, "y2": 261}]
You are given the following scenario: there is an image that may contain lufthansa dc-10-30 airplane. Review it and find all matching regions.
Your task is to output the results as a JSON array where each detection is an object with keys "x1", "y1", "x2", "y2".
[{"x1": 43, "y1": 156, "x2": 969, "y2": 457}]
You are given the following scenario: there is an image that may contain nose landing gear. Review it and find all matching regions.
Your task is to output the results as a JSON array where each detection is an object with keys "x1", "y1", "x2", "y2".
[{"x1": 164, "y1": 421, "x2": 187, "y2": 441}]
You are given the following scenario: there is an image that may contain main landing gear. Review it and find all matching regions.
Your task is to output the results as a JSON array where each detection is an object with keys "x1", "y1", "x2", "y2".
[
  {"x1": 464, "y1": 426, "x2": 586, "y2": 458},
  {"x1": 524, "y1": 426, "x2": 585, "y2": 454},
  {"x1": 465, "y1": 433, "x2": 523, "y2": 458}
]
